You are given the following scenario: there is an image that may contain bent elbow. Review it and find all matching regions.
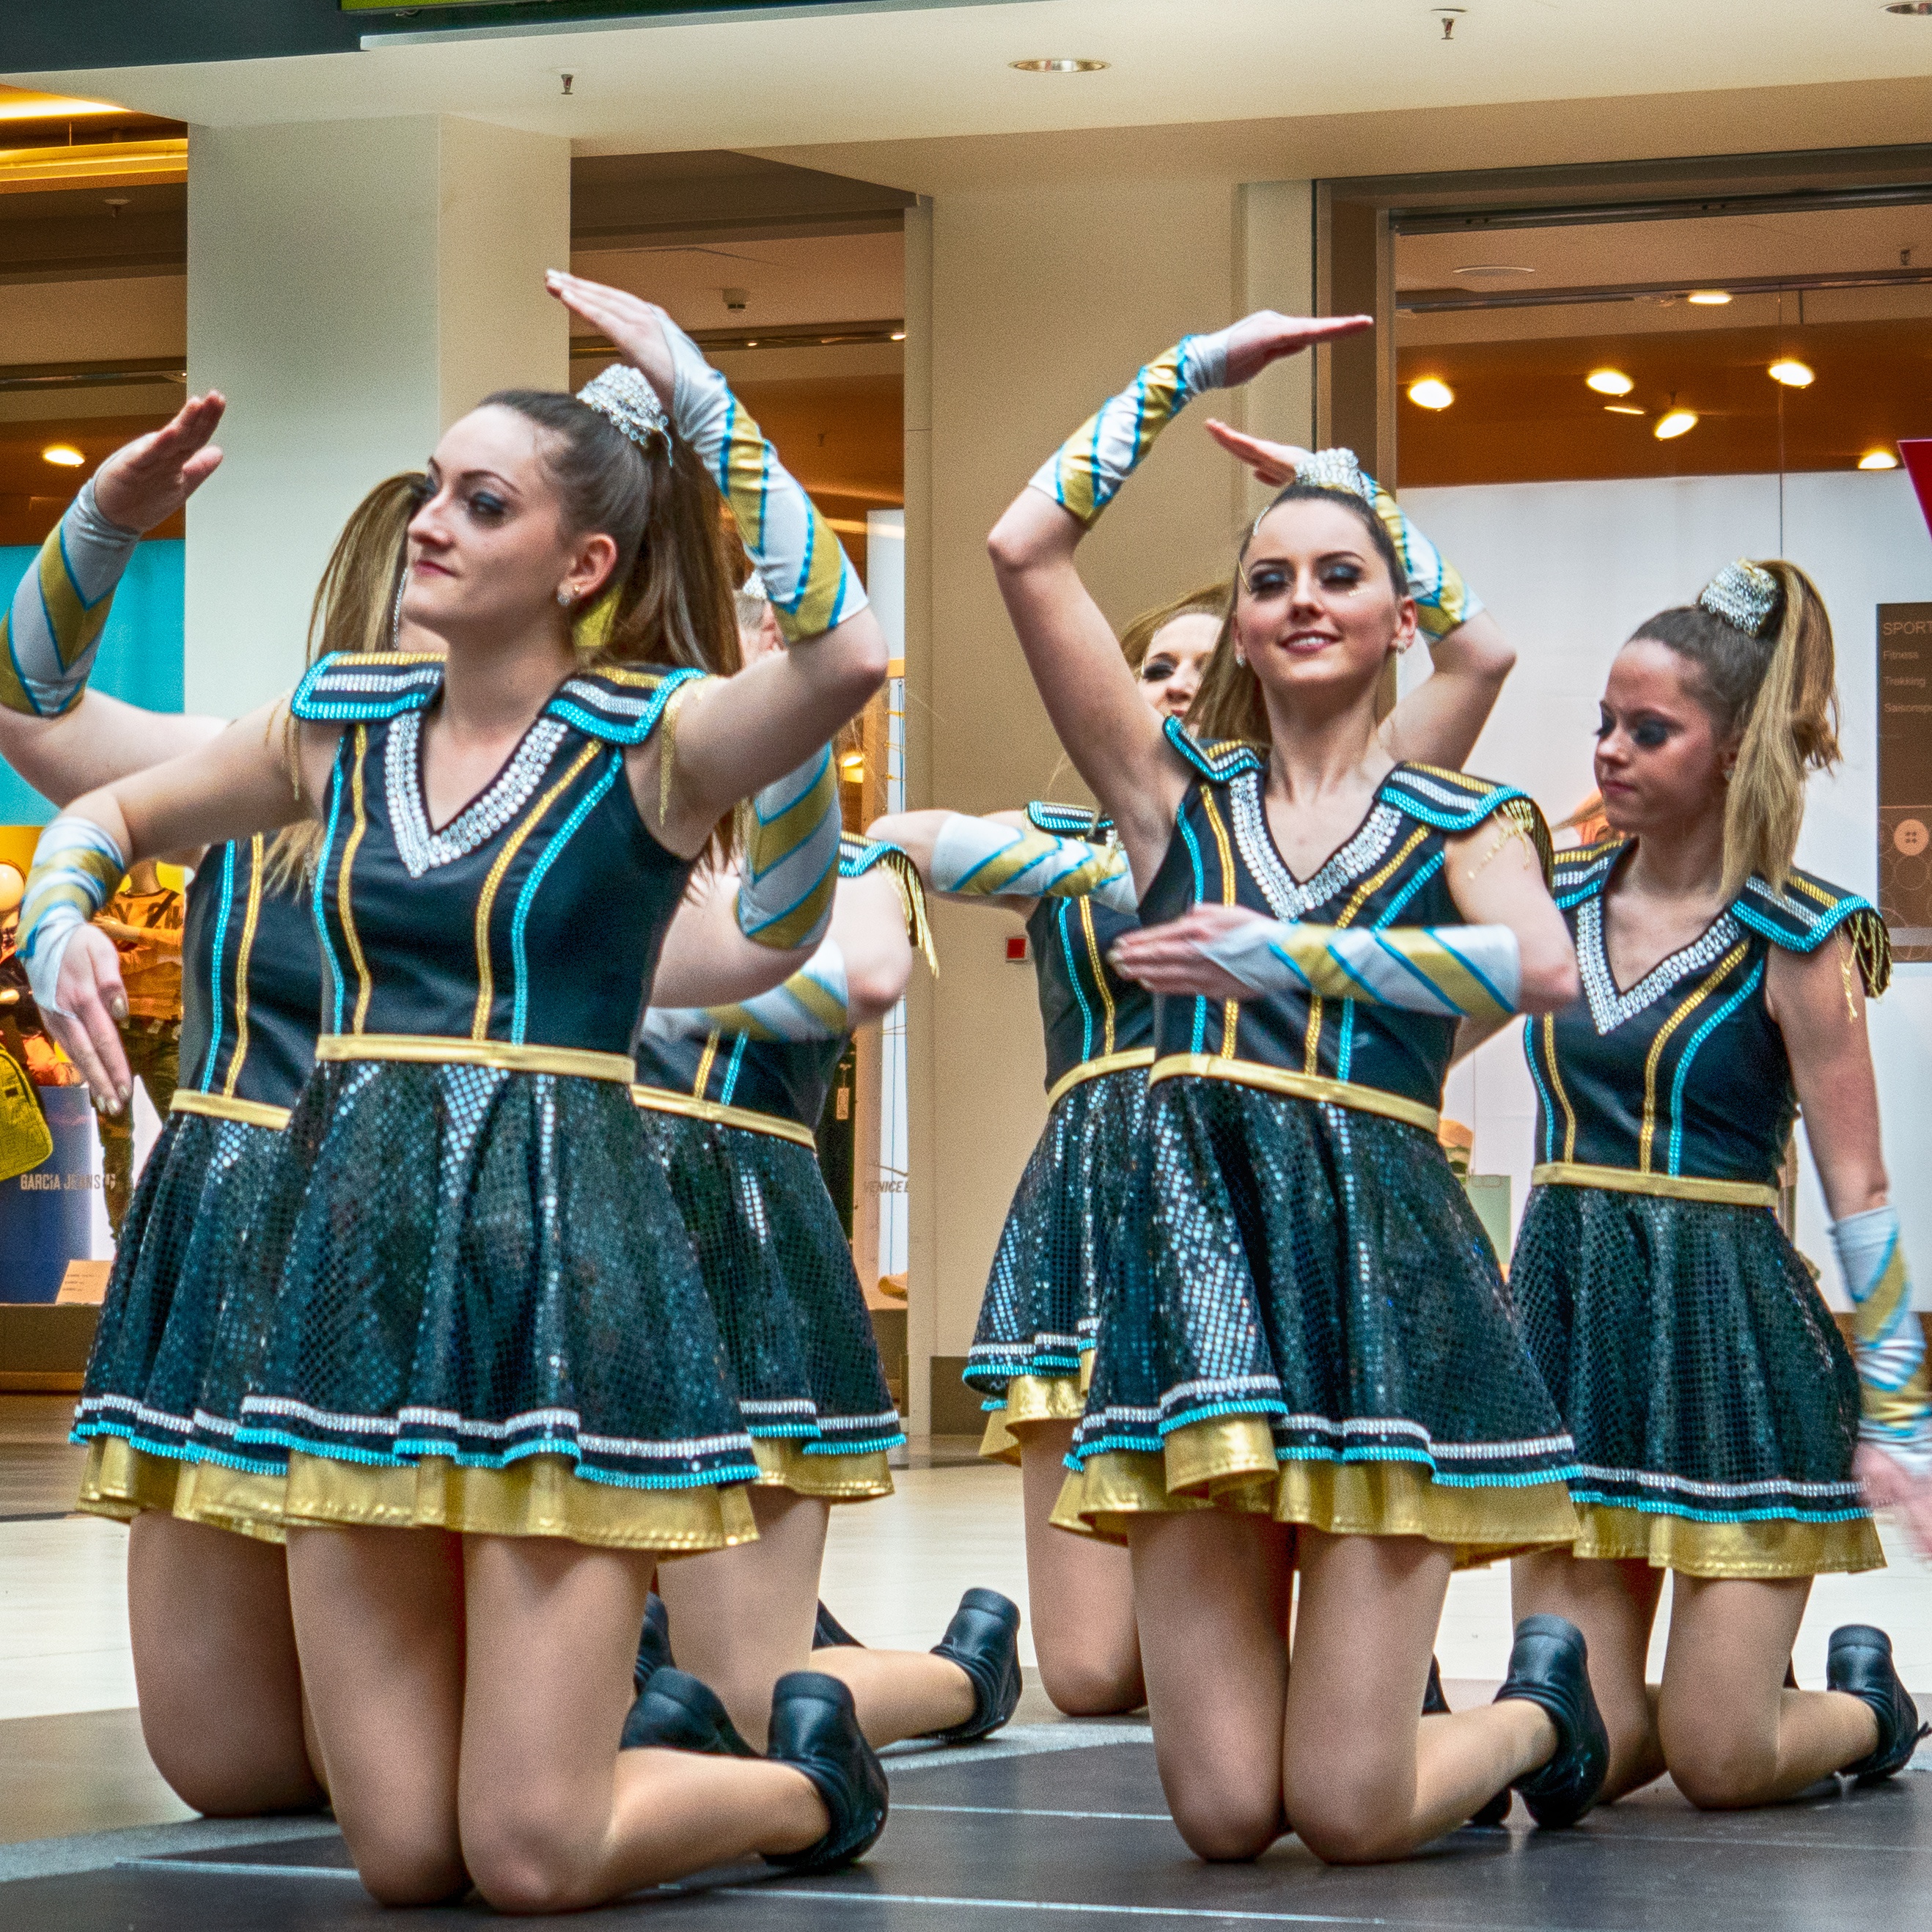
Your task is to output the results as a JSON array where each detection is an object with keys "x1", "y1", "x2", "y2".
[
  {"x1": 846, "y1": 955, "x2": 912, "y2": 1026},
  {"x1": 1516, "y1": 956, "x2": 1581, "y2": 1016},
  {"x1": 987, "y1": 510, "x2": 1035, "y2": 580}
]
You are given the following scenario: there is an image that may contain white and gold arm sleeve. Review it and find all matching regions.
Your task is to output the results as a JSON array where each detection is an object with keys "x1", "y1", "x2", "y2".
[
  {"x1": 930, "y1": 815, "x2": 1135, "y2": 913},
  {"x1": 1202, "y1": 917, "x2": 1521, "y2": 1021},
  {"x1": 1833, "y1": 1205, "x2": 1932, "y2": 1480}
]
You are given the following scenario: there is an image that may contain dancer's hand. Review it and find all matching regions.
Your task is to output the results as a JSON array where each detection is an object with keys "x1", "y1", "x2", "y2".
[
  {"x1": 1204, "y1": 420, "x2": 1312, "y2": 488},
  {"x1": 91, "y1": 393, "x2": 226, "y2": 532},
  {"x1": 1219, "y1": 311, "x2": 1372, "y2": 387},
  {"x1": 546, "y1": 271, "x2": 675, "y2": 414},
  {"x1": 41, "y1": 925, "x2": 131, "y2": 1114},
  {"x1": 1856, "y1": 1442, "x2": 1932, "y2": 1560},
  {"x1": 1109, "y1": 902, "x2": 1270, "y2": 1001}
]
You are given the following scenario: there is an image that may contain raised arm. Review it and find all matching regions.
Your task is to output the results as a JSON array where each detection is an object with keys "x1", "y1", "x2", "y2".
[
  {"x1": 985, "y1": 315, "x2": 1369, "y2": 888},
  {"x1": 1768, "y1": 931, "x2": 1932, "y2": 1551},
  {"x1": 1204, "y1": 422, "x2": 1512, "y2": 771},
  {"x1": 867, "y1": 805, "x2": 1131, "y2": 916},
  {"x1": 0, "y1": 397, "x2": 230, "y2": 802}
]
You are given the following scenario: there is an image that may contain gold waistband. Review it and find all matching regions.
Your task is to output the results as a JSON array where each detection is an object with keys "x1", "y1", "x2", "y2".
[
  {"x1": 1046, "y1": 1047, "x2": 1155, "y2": 1112},
  {"x1": 1532, "y1": 1161, "x2": 1779, "y2": 1210},
  {"x1": 1150, "y1": 1053, "x2": 1440, "y2": 1134},
  {"x1": 315, "y1": 1034, "x2": 635, "y2": 1084},
  {"x1": 631, "y1": 1084, "x2": 819, "y2": 1150},
  {"x1": 169, "y1": 1090, "x2": 293, "y2": 1132}
]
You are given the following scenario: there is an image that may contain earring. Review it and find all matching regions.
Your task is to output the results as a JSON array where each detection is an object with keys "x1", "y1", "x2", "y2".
[
  {"x1": 555, "y1": 588, "x2": 573, "y2": 609},
  {"x1": 1233, "y1": 648, "x2": 1246, "y2": 667}
]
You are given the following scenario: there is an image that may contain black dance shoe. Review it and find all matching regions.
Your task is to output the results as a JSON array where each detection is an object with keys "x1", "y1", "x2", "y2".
[
  {"x1": 813, "y1": 1601, "x2": 865, "y2": 1650},
  {"x1": 1493, "y1": 1615, "x2": 1609, "y2": 1829},
  {"x1": 632, "y1": 1590, "x2": 674, "y2": 1693},
  {"x1": 620, "y1": 1666, "x2": 757, "y2": 1759},
  {"x1": 1426, "y1": 1656, "x2": 1510, "y2": 1828},
  {"x1": 1827, "y1": 1625, "x2": 1928, "y2": 1782},
  {"x1": 763, "y1": 1671, "x2": 890, "y2": 1873},
  {"x1": 921, "y1": 1588, "x2": 1023, "y2": 1743}
]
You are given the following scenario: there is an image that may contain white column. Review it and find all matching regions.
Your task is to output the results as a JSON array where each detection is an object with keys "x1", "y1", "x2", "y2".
[
  {"x1": 1233, "y1": 180, "x2": 1316, "y2": 524},
  {"x1": 183, "y1": 116, "x2": 569, "y2": 715}
]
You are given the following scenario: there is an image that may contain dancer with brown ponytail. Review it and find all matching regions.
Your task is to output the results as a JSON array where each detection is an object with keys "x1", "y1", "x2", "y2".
[
  {"x1": 1511, "y1": 558, "x2": 1932, "y2": 1809},
  {"x1": 21, "y1": 279, "x2": 895, "y2": 1908},
  {"x1": 985, "y1": 309, "x2": 1619, "y2": 1865}
]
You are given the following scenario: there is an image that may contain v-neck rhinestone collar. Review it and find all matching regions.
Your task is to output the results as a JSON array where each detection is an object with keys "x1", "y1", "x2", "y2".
[
  {"x1": 1227, "y1": 768, "x2": 1403, "y2": 922},
  {"x1": 386, "y1": 707, "x2": 568, "y2": 879},
  {"x1": 1576, "y1": 891, "x2": 1742, "y2": 1036}
]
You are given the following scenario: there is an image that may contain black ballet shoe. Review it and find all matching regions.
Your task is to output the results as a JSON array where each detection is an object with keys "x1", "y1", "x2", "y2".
[
  {"x1": 632, "y1": 1591, "x2": 674, "y2": 1692},
  {"x1": 763, "y1": 1671, "x2": 890, "y2": 1874},
  {"x1": 1426, "y1": 1656, "x2": 1510, "y2": 1827},
  {"x1": 1826, "y1": 1625, "x2": 1928, "y2": 1783},
  {"x1": 620, "y1": 1666, "x2": 757, "y2": 1759},
  {"x1": 813, "y1": 1601, "x2": 865, "y2": 1650},
  {"x1": 921, "y1": 1588, "x2": 1023, "y2": 1743},
  {"x1": 1493, "y1": 1615, "x2": 1609, "y2": 1829}
]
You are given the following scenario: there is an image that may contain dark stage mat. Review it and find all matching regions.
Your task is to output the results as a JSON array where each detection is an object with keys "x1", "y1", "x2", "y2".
[{"x1": 2, "y1": 1728, "x2": 1926, "y2": 1928}]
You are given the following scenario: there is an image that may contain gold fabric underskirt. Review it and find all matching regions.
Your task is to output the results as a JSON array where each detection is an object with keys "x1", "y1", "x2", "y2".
[
  {"x1": 977, "y1": 1365, "x2": 1091, "y2": 1466},
  {"x1": 76, "y1": 1436, "x2": 289, "y2": 1545},
  {"x1": 749, "y1": 1436, "x2": 894, "y2": 1501},
  {"x1": 1572, "y1": 1502, "x2": 1884, "y2": 1579},
  {"x1": 1051, "y1": 1414, "x2": 1578, "y2": 1568}
]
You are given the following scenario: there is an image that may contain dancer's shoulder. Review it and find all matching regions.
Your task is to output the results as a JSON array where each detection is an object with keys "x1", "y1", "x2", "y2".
[
  {"x1": 1735, "y1": 869, "x2": 1891, "y2": 995},
  {"x1": 1024, "y1": 799, "x2": 1114, "y2": 841},
  {"x1": 1161, "y1": 718, "x2": 1266, "y2": 782},
  {"x1": 290, "y1": 651, "x2": 442, "y2": 722},
  {"x1": 1549, "y1": 836, "x2": 1627, "y2": 908},
  {"x1": 540, "y1": 664, "x2": 709, "y2": 746}
]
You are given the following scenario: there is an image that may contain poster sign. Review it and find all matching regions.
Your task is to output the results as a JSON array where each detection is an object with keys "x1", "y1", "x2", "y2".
[{"x1": 1878, "y1": 601, "x2": 1932, "y2": 963}]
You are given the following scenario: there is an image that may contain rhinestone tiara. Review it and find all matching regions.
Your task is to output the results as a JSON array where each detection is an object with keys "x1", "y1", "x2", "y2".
[
  {"x1": 738, "y1": 568, "x2": 769, "y2": 604},
  {"x1": 1698, "y1": 559, "x2": 1780, "y2": 637},
  {"x1": 577, "y1": 364, "x2": 672, "y2": 452},
  {"x1": 1293, "y1": 447, "x2": 1375, "y2": 506}
]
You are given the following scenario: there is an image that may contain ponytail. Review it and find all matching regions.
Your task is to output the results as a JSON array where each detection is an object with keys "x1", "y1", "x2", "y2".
[{"x1": 1633, "y1": 559, "x2": 1840, "y2": 900}]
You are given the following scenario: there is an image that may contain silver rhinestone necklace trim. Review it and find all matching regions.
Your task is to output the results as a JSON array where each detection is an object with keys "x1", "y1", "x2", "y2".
[
  {"x1": 1228, "y1": 770, "x2": 1402, "y2": 921},
  {"x1": 386, "y1": 709, "x2": 568, "y2": 879},
  {"x1": 1577, "y1": 892, "x2": 1742, "y2": 1036}
]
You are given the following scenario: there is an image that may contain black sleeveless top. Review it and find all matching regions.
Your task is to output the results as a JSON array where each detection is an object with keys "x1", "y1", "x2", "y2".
[
  {"x1": 1143, "y1": 721, "x2": 1551, "y2": 1121},
  {"x1": 178, "y1": 835, "x2": 325, "y2": 1114},
  {"x1": 290, "y1": 652, "x2": 701, "y2": 1057},
  {"x1": 1020, "y1": 801, "x2": 1153, "y2": 1096},
  {"x1": 631, "y1": 836, "x2": 918, "y2": 1134},
  {"x1": 1527, "y1": 839, "x2": 1890, "y2": 1189}
]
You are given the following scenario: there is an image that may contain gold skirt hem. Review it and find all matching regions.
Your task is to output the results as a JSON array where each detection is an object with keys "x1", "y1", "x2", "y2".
[
  {"x1": 1572, "y1": 1502, "x2": 1884, "y2": 1579},
  {"x1": 977, "y1": 1367, "x2": 1090, "y2": 1466},
  {"x1": 76, "y1": 1437, "x2": 288, "y2": 1546},
  {"x1": 1051, "y1": 1415, "x2": 1577, "y2": 1568},
  {"x1": 749, "y1": 1436, "x2": 894, "y2": 1501}
]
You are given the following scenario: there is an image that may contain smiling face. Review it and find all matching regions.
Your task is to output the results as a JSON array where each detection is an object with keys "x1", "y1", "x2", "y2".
[
  {"x1": 1593, "y1": 637, "x2": 1736, "y2": 838},
  {"x1": 400, "y1": 405, "x2": 617, "y2": 644},
  {"x1": 1136, "y1": 612, "x2": 1220, "y2": 719},
  {"x1": 1230, "y1": 496, "x2": 1414, "y2": 712}
]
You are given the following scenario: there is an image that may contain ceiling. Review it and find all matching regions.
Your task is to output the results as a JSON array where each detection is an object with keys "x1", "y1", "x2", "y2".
[{"x1": 10, "y1": 1, "x2": 1932, "y2": 166}]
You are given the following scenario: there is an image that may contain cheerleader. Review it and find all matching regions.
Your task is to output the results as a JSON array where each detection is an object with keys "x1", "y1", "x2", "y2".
[
  {"x1": 622, "y1": 566, "x2": 1023, "y2": 1756},
  {"x1": 987, "y1": 309, "x2": 1609, "y2": 1865},
  {"x1": 1510, "y1": 559, "x2": 1931, "y2": 1807},
  {"x1": 873, "y1": 446, "x2": 1508, "y2": 1719},
  {"x1": 22, "y1": 287, "x2": 890, "y2": 1908}
]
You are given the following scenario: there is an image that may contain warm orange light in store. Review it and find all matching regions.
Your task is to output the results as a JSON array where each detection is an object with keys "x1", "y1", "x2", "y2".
[
  {"x1": 0, "y1": 89, "x2": 128, "y2": 122},
  {"x1": 40, "y1": 444, "x2": 84, "y2": 468},
  {"x1": 1653, "y1": 410, "x2": 1698, "y2": 440},
  {"x1": 890, "y1": 331, "x2": 906, "y2": 342},
  {"x1": 837, "y1": 750, "x2": 867, "y2": 780},
  {"x1": 1768, "y1": 359, "x2": 1815, "y2": 387},
  {"x1": 1859, "y1": 449, "x2": 1900, "y2": 469},
  {"x1": 1406, "y1": 378, "x2": 1455, "y2": 411},
  {"x1": 1687, "y1": 290, "x2": 1733, "y2": 306},
  {"x1": 1008, "y1": 57, "x2": 1110, "y2": 73},
  {"x1": 1604, "y1": 405, "x2": 1645, "y2": 416},
  {"x1": 1586, "y1": 368, "x2": 1634, "y2": 395}
]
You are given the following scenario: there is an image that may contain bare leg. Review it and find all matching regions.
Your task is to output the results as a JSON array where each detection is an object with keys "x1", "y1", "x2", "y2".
[
  {"x1": 1658, "y1": 1575, "x2": 1878, "y2": 1808},
  {"x1": 810, "y1": 1643, "x2": 974, "y2": 1746},
  {"x1": 1018, "y1": 1420, "x2": 1144, "y2": 1715},
  {"x1": 458, "y1": 1533, "x2": 827, "y2": 1914},
  {"x1": 127, "y1": 1512, "x2": 326, "y2": 1815},
  {"x1": 284, "y1": 1525, "x2": 469, "y2": 1903},
  {"x1": 1127, "y1": 1509, "x2": 1293, "y2": 1860},
  {"x1": 1284, "y1": 1529, "x2": 1557, "y2": 1864},
  {"x1": 1513, "y1": 1549, "x2": 1665, "y2": 1800}
]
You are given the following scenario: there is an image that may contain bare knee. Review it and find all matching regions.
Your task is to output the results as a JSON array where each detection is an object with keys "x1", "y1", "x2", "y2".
[
  {"x1": 1666, "y1": 1736, "x2": 1777, "y2": 1811},
  {"x1": 352, "y1": 1833, "x2": 469, "y2": 1907},
  {"x1": 141, "y1": 1716, "x2": 323, "y2": 1820},
  {"x1": 463, "y1": 1804, "x2": 600, "y2": 1915},
  {"x1": 1290, "y1": 1793, "x2": 1413, "y2": 1867},
  {"x1": 1169, "y1": 1791, "x2": 1282, "y2": 1863},
  {"x1": 1036, "y1": 1652, "x2": 1145, "y2": 1718}
]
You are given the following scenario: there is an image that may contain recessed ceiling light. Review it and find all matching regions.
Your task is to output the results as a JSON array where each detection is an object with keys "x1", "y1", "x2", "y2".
[
  {"x1": 1687, "y1": 290, "x2": 1733, "y2": 305},
  {"x1": 837, "y1": 750, "x2": 867, "y2": 778},
  {"x1": 1009, "y1": 57, "x2": 1110, "y2": 73},
  {"x1": 1586, "y1": 368, "x2": 1634, "y2": 395},
  {"x1": 1653, "y1": 410, "x2": 1698, "y2": 440},
  {"x1": 40, "y1": 444, "x2": 84, "y2": 467},
  {"x1": 890, "y1": 331, "x2": 906, "y2": 342},
  {"x1": 1604, "y1": 405, "x2": 1646, "y2": 416},
  {"x1": 1768, "y1": 359, "x2": 1815, "y2": 387},
  {"x1": 1859, "y1": 449, "x2": 1900, "y2": 469},
  {"x1": 1452, "y1": 264, "x2": 1535, "y2": 278},
  {"x1": 1406, "y1": 378, "x2": 1455, "y2": 410}
]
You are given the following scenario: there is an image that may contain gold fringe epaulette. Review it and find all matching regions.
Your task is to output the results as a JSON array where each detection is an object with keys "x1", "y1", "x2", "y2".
[{"x1": 840, "y1": 836, "x2": 938, "y2": 974}]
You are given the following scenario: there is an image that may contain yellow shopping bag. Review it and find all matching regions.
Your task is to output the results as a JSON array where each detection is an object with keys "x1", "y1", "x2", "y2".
[{"x1": 0, "y1": 1046, "x2": 53, "y2": 1184}]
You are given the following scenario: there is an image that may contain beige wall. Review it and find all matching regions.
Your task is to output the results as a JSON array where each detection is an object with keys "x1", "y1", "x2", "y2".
[
  {"x1": 900, "y1": 174, "x2": 1315, "y2": 1430},
  {"x1": 183, "y1": 116, "x2": 568, "y2": 715}
]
